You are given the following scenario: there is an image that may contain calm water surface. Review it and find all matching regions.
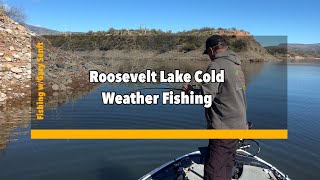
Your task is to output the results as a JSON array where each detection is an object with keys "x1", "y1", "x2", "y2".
[{"x1": 0, "y1": 62, "x2": 319, "y2": 180}]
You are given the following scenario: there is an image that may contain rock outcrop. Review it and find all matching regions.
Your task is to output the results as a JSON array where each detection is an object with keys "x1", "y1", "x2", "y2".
[
  {"x1": 0, "y1": 14, "x2": 101, "y2": 150},
  {"x1": 0, "y1": 13, "x2": 34, "y2": 104},
  {"x1": 0, "y1": 13, "x2": 103, "y2": 104}
]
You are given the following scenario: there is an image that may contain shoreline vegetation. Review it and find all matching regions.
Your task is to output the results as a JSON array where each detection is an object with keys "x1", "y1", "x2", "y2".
[
  {"x1": 43, "y1": 28, "x2": 320, "y2": 62},
  {"x1": 43, "y1": 30, "x2": 276, "y2": 62},
  {"x1": 0, "y1": 12, "x2": 319, "y2": 150}
]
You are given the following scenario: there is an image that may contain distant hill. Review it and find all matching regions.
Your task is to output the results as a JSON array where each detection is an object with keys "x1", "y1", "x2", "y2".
[
  {"x1": 266, "y1": 43, "x2": 320, "y2": 60},
  {"x1": 287, "y1": 43, "x2": 320, "y2": 51},
  {"x1": 22, "y1": 23, "x2": 61, "y2": 35},
  {"x1": 269, "y1": 43, "x2": 320, "y2": 51}
]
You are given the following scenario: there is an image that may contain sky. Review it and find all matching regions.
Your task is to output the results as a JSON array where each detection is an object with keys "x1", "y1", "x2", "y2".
[{"x1": 3, "y1": 0, "x2": 320, "y2": 44}]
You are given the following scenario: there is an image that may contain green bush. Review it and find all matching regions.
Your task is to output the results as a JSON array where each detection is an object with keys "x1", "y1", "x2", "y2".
[
  {"x1": 181, "y1": 43, "x2": 197, "y2": 52},
  {"x1": 231, "y1": 39, "x2": 247, "y2": 52}
]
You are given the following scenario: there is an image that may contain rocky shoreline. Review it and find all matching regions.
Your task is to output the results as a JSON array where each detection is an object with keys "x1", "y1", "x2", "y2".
[
  {"x1": 287, "y1": 56, "x2": 320, "y2": 61},
  {"x1": 0, "y1": 14, "x2": 33, "y2": 103},
  {"x1": 0, "y1": 14, "x2": 101, "y2": 150}
]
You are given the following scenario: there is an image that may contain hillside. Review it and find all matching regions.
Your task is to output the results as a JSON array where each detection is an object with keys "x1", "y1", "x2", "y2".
[
  {"x1": 23, "y1": 23, "x2": 61, "y2": 35},
  {"x1": 43, "y1": 28, "x2": 275, "y2": 62},
  {"x1": 288, "y1": 43, "x2": 320, "y2": 51}
]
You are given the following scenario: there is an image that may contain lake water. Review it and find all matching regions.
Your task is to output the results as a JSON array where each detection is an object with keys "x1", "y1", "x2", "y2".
[{"x1": 0, "y1": 62, "x2": 319, "y2": 180}]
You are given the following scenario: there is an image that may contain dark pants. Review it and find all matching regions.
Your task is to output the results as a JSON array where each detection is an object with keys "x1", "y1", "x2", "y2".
[{"x1": 204, "y1": 139, "x2": 239, "y2": 180}]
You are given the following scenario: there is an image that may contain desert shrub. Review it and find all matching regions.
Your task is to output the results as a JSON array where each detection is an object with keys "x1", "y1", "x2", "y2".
[
  {"x1": 106, "y1": 28, "x2": 116, "y2": 34},
  {"x1": 265, "y1": 46, "x2": 288, "y2": 55},
  {"x1": 231, "y1": 39, "x2": 247, "y2": 52},
  {"x1": 181, "y1": 43, "x2": 197, "y2": 52},
  {"x1": 0, "y1": 1, "x2": 26, "y2": 23},
  {"x1": 0, "y1": 5, "x2": 4, "y2": 15},
  {"x1": 44, "y1": 28, "x2": 256, "y2": 54},
  {"x1": 199, "y1": 27, "x2": 215, "y2": 32}
]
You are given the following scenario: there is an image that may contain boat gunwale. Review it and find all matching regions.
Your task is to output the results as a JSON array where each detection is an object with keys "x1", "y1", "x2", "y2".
[{"x1": 139, "y1": 149, "x2": 291, "y2": 180}]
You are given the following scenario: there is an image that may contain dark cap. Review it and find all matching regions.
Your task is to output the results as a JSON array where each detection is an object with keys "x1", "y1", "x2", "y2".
[{"x1": 203, "y1": 35, "x2": 227, "y2": 54}]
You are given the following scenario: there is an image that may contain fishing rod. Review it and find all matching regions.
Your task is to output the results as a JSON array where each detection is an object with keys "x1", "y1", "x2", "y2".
[
  {"x1": 126, "y1": 87, "x2": 185, "y2": 94},
  {"x1": 126, "y1": 84, "x2": 199, "y2": 94},
  {"x1": 126, "y1": 87, "x2": 261, "y2": 156}
]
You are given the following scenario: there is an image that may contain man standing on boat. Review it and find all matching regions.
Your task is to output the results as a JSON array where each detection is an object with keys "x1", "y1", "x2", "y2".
[{"x1": 183, "y1": 35, "x2": 248, "y2": 180}]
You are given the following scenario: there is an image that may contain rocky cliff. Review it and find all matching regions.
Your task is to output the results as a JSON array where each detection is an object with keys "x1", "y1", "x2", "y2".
[{"x1": 0, "y1": 13, "x2": 34, "y2": 103}]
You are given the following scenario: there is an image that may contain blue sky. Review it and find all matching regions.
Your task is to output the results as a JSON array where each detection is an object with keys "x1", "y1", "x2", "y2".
[{"x1": 4, "y1": 0, "x2": 320, "y2": 44}]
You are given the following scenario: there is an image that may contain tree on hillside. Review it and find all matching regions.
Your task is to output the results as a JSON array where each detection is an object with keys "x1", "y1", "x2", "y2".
[
  {"x1": 0, "y1": 1, "x2": 26, "y2": 23},
  {"x1": 0, "y1": 1, "x2": 4, "y2": 14}
]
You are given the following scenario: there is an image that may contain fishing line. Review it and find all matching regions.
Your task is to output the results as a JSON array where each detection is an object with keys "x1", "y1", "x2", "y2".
[{"x1": 126, "y1": 87, "x2": 184, "y2": 94}]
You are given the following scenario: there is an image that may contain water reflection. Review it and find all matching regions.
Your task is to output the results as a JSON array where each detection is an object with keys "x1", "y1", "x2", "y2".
[
  {"x1": 2, "y1": 62, "x2": 319, "y2": 180},
  {"x1": 0, "y1": 60, "x2": 265, "y2": 150},
  {"x1": 0, "y1": 100, "x2": 30, "y2": 151}
]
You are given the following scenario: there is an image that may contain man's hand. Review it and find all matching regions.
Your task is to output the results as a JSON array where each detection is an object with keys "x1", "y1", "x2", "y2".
[{"x1": 182, "y1": 84, "x2": 193, "y2": 94}]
